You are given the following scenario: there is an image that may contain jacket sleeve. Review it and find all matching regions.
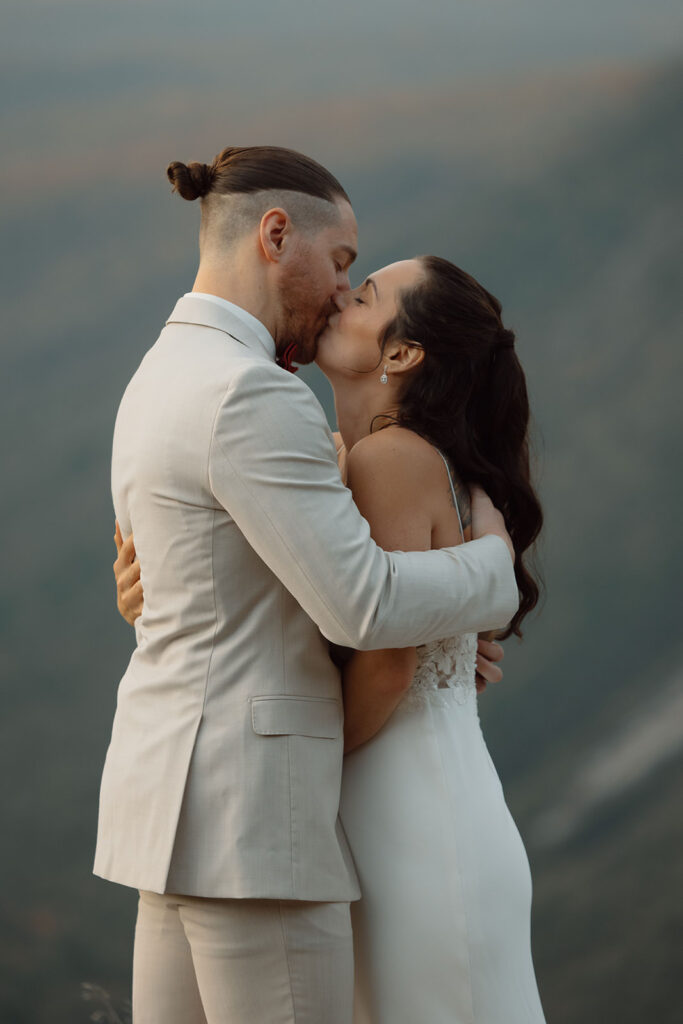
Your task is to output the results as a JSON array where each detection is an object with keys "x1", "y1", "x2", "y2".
[{"x1": 208, "y1": 361, "x2": 519, "y2": 650}]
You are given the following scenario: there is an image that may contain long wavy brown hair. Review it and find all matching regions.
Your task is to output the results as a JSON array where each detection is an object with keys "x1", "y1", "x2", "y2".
[{"x1": 376, "y1": 255, "x2": 544, "y2": 640}]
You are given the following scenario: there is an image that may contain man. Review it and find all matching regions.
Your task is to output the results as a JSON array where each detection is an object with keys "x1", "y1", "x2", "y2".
[{"x1": 95, "y1": 146, "x2": 517, "y2": 1024}]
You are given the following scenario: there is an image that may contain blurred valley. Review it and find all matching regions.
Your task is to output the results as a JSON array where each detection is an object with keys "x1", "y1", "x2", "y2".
[{"x1": 1, "y1": 3, "x2": 682, "y2": 1020}]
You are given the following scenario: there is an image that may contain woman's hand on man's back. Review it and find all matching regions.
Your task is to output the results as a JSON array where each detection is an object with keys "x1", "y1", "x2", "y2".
[{"x1": 113, "y1": 521, "x2": 143, "y2": 626}]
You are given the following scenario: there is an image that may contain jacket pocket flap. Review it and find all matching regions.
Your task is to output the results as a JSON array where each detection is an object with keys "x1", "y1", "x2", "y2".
[{"x1": 251, "y1": 696, "x2": 342, "y2": 738}]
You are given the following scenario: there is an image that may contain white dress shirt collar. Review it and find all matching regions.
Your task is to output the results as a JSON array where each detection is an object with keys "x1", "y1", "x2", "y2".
[{"x1": 185, "y1": 292, "x2": 276, "y2": 361}]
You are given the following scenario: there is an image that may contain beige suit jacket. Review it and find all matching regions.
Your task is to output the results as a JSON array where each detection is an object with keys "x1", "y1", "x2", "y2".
[{"x1": 93, "y1": 294, "x2": 519, "y2": 900}]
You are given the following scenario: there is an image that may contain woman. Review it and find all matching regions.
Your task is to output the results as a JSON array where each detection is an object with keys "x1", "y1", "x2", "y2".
[{"x1": 115, "y1": 254, "x2": 545, "y2": 1023}]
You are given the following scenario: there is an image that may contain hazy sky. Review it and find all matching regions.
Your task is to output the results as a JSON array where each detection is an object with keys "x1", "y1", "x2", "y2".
[{"x1": 4, "y1": 0, "x2": 683, "y2": 105}]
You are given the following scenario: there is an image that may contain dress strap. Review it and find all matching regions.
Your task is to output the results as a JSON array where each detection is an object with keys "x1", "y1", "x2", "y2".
[{"x1": 435, "y1": 448, "x2": 465, "y2": 544}]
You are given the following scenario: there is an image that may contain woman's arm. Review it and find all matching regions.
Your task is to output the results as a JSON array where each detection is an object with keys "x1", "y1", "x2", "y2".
[
  {"x1": 341, "y1": 431, "x2": 434, "y2": 753},
  {"x1": 343, "y1": 646, "x2": 418, "y2": 753}
]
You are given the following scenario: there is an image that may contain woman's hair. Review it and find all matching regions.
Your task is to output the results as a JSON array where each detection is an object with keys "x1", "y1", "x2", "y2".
[
  {"x1": 166, "y1": 145, "x2": 350, "y2": 204},
  {"x1": 377, "y1": 255, "x2": 543, "y2": 640}
]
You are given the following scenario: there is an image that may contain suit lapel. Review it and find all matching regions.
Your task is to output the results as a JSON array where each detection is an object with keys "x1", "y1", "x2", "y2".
[{"x1": 165, "y1": 295, "x2": 276, "y2": 362}]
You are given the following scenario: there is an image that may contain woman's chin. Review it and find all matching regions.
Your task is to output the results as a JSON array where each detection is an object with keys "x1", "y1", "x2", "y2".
[{"x1": 314, "y1": 352, "x2": 334, "y2": 378}]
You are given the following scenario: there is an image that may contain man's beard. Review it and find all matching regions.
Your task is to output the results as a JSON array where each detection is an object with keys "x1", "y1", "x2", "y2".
[{"x1": 277, "y1": 265, "x2": 334, "y2": 366}]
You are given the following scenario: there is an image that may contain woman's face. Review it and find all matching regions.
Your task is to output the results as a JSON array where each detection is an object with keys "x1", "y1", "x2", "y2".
[{"x1": 315, "y1": 259, "x2": 424, "y2": 380}]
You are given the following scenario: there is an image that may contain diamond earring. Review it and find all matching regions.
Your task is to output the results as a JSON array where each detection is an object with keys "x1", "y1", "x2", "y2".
[{"x1": 380, "y1": 366, "x2": 389, "y2": 384}]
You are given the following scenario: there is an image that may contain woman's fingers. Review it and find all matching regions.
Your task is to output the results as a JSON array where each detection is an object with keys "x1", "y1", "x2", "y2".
[
  {"x1": 117, "y1": 578, "x2": 144, "y2": 625},
  {"x1": 474, "y1": 637, "x2": 505, "y2": 693},
  {"x1": 119, "y1": 576, "x2": 143, "y2": 603},
  {"x1": 125, "y1": 580, "x2": 144, "y2": 612},
  {"x1": 118, "y1": 559, "x2": 141, "y2": 589},
  {"x1": 115, "y1": 561, "x2": 141, "y2": 603},
  {"x1": 113, "y1": 533, "x2": 137, "y2": 575},
  {"x1": 112, "y1": 525, "x2": 142, "y2": 626},
  {"x1": 475, "y1": 657, "x2": 503, "y2": 684},
  {"x1": 477, "y1": 637, "x2": 504, "y2": 664},
  {"x1": 122, "y1": 532, "x2": 137, "y2": 562},
  {"x1": 475, "y1": 647, "x2": 504, "y2": 685}
]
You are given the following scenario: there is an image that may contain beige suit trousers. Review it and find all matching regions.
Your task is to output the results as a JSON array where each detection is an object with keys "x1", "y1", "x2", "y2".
[{"x1": 132, "y1": 890, "x2": 354, "y2": 1024}]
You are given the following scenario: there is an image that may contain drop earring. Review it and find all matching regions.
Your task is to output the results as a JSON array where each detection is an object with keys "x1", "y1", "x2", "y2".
[{"x1": 380, "y1": 366, "x2": 389, "y2": 384}]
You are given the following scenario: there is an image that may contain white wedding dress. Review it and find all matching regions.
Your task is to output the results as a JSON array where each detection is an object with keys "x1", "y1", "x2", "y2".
[{"x1": 338, "y1": 454, "x2": 547, "y2": 1024}]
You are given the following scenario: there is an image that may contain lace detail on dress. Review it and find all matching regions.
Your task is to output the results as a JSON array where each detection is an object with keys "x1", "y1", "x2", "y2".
[{"x1": 401, "y1": 632, "x2": 478, "y2": 709}]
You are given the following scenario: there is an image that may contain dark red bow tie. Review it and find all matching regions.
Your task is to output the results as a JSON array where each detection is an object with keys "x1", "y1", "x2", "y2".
[{"x1": 276, "y1": 342, "x2": 299, "y2": 374}]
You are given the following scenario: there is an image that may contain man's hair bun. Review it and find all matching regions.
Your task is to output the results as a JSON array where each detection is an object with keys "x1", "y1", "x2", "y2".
[{"x1": 166, "y1": 160, "x2": 216, "y2": 200}]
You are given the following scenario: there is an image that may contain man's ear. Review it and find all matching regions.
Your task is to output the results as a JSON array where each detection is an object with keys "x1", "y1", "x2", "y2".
[
  {"x1": 385, "y1": 339, "x2": 425, "y2": 376},
  {"x1": 259, "y1": 208, "x2": 290, "y2": 264}
]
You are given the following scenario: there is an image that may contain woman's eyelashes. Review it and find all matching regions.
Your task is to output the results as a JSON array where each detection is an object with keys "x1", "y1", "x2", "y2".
[{"x1": 354, "y1": 296, "x2": 365, "y2": 305}]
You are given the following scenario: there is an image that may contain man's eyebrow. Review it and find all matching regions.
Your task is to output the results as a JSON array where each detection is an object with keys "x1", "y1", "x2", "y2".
[{"x1": 364, "y1": 277, "x2": 378, "y2": 298}]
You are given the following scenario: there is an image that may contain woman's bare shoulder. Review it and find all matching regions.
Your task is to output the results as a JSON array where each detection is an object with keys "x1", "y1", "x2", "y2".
[
  {"x1": 347, "y1": 427, "x2": 470, "y2": 544},
  {"x1": 345, "y1": 427, "x2": 435, "y2": 548},
  {"x1": 346, "y1": 426, "x2": 443, "y2": 482}
]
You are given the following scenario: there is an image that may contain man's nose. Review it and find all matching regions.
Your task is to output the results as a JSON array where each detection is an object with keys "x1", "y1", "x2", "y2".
[{"x1": 336, "y1": 271, "x2": 352, "y2": 296}]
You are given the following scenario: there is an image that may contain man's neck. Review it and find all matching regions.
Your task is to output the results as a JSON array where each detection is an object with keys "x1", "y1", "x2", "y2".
[{"x1": 191, "y1": 266, "x2": 276, "y2": 339}]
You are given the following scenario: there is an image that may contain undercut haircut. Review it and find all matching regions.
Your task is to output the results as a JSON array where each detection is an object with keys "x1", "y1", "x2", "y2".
[{"x1": 166, "y1": 145, "x2": 350, "y2": 248}]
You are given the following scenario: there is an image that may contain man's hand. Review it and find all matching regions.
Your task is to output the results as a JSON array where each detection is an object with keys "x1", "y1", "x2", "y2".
[
  {"x1": 113, "y1": 521, "x2": 143, "y2": 626},
  {"x1": 475, "y1": 635, "x2": 504, "y2": 694},
  {"x1": 470, "y1": 485, "x2": 515, "y2": 564}
]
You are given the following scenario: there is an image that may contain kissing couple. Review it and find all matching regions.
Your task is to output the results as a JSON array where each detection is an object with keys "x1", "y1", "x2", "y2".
[{"x1": 95, "y1": 145, "x2": 546, "y2": 1023}]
